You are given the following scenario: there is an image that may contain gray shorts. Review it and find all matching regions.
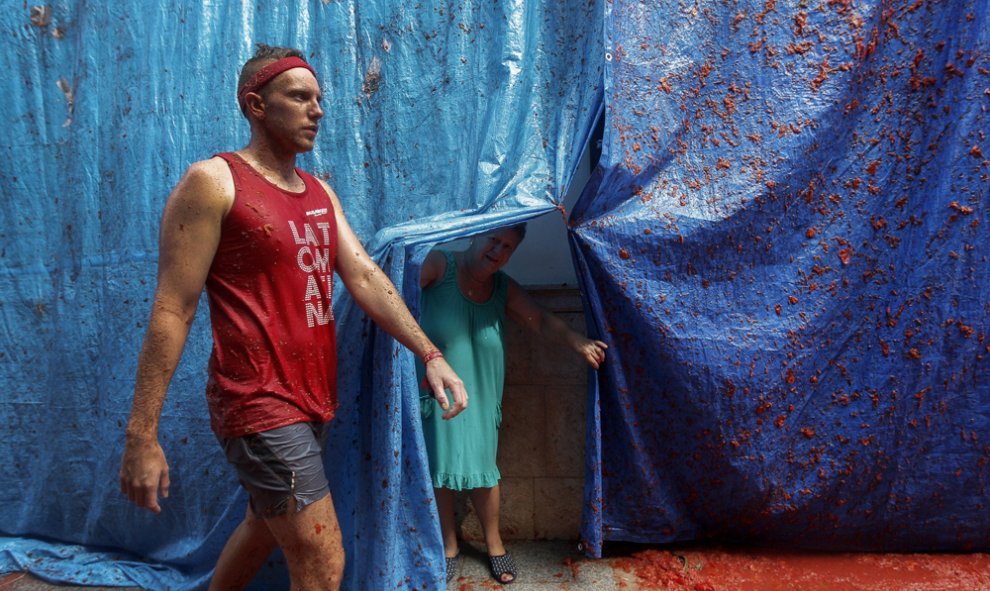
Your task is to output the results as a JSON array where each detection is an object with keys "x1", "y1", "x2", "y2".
[{"x1": 218, "y1": 422, "x2": 330, "y2": 518}]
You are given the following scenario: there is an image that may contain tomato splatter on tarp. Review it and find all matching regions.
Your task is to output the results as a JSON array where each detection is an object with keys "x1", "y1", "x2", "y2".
[{"x1": 572, "y1": 0, "x2": 990, "y2": 557}]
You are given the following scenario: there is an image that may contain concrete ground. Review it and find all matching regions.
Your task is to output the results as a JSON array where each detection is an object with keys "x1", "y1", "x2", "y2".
[{"x1": 3, "y1": 540, "x2": 990, "y2": 590}]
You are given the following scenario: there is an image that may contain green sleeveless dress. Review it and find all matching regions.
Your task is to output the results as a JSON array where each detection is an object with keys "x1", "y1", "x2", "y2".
[{"x1": 418, "y1": 251, "x2": 509, "y2": 490}]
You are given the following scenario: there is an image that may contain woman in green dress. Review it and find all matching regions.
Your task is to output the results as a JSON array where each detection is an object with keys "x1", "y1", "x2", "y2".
[{"x1": 418, "y1": 224, "x2": 607, "y2": 584}]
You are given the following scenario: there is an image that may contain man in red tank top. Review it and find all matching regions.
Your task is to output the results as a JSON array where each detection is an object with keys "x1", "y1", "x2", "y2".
[{"x1": 118, "y1": 45, "x2": 467, "y2": 591}]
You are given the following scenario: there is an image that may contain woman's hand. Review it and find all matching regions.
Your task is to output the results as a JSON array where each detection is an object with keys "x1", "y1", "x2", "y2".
[{"x1": 573, "y1": 337, "x2": 608, "y2": 369}]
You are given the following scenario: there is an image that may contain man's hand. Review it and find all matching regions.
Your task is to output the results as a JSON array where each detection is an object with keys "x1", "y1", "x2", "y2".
[
  {"x1": 423, "y1": 357, "x2": 468, "y2": 420},
  {"x1": 119, "y1": 436, "x2": 170, "y2": 514}
]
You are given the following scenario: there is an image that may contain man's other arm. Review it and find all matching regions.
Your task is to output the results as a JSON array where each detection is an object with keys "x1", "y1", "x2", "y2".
[{"x1": 119, "y1": 158, "x2": 232, "y2": 513}]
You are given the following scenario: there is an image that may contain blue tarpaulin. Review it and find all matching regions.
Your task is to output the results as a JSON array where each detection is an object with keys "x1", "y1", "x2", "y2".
[
  {"x1": 2, "y1": 0, "x2": 989, "y2": 589},
  {"x1": 0, "y1": 2, "x2": 601, "y2": 589},
  {"x1": 575, "y1": 0, "x2": 990, "y2": 555}
]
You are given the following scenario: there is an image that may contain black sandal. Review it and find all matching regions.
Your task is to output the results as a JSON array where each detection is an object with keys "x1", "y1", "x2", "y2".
[
  {"x1": 488, "y1": 552, "x2": 517, "y2": 584},
  {"x1": 445, "y1": 554, "x2": 459, "y2": 582}
]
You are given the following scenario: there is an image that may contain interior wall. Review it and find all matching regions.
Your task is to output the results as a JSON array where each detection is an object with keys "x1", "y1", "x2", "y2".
[{"x1": 438, "y1": 147, "x2": 592, "y2": 287}]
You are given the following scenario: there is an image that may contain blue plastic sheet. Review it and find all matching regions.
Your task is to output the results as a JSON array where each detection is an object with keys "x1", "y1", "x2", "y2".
[
  {"x1": 0, "y1": 2, "x2": 602, "y2": 589},
  {"x1": 575, "y1": 0, "x2": 990, "y2": 555}
]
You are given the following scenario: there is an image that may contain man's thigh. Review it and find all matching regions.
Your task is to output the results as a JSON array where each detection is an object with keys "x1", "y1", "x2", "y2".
[
  {"x1": 265, "y1": 492, "x2": 343, "y2": 551},
  {"x1": 264, "y1": 493, "x2": 345, "y2": 590}
]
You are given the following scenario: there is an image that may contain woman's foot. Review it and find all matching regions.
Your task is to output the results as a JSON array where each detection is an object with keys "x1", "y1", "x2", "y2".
[
  {"x1": 445, "y1": 552, "x2": 459, "y2": 582},
  {"x1": 488, "y1": 552, "x2": 516, "y2": 585}
]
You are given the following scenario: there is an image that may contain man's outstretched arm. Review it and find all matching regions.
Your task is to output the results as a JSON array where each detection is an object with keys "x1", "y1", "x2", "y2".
[{"x1": 322, "y1": 181, "x2": 468, "y2": 419}]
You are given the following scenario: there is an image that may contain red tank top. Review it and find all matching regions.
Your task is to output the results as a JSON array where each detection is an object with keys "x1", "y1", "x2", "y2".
[{"x1": 205, "y1": 152, "x2": 338, "y2": 438}]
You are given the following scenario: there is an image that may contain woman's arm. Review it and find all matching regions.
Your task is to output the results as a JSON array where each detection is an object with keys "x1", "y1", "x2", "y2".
[
  {"x1": 505, "y1": 278, "x2": 607, "y2": 369},
  {"x1": 420, "y1": 249, "x2": 448, "y2": 289}
]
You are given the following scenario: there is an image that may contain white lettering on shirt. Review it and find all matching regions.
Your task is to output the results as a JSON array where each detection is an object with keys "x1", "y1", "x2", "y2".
[{"x1": 291, "y1": 220, "x2": 335, "y2": 327}]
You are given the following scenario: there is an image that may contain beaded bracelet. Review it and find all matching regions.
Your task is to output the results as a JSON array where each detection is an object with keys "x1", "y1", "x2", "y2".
[{"x1": 422, "y1": 350, "x2": 444, "y2": 364}]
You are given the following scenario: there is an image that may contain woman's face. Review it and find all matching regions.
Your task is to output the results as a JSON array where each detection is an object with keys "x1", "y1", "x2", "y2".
[{"x1": 466, "y1": 228, "x2": 523, "y2": 276}]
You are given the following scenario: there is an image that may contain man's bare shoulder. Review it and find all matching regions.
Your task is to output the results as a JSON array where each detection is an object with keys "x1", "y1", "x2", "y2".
[
  {"x1": 185, "y1": 157, "x2": 233, "y2": 192},
  {"x1": 169, "y1": 156, "x2": 235, "y2": 211},
  {"x1": 313, "y1": 176, "x2": 340, "y2": 201},
  {"x1": 312, "y1": 176, "x2": 348, "y2": 222},
  {"x1": 187, "y1": 155, "x2": 228, "y2": 174}
]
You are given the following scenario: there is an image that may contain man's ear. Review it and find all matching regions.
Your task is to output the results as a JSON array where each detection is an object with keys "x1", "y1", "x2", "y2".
[{"x1": 243, "y1": 92, "x2": 266, "y2": 120}]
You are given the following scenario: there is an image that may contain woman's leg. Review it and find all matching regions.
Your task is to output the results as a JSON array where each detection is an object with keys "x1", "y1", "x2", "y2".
[
  {"x1": 469, "y1": 485, "x2": 514, "y2": 583},
  {"x1": 435, "y1": 487, "x2": 460, "y2": 557}
]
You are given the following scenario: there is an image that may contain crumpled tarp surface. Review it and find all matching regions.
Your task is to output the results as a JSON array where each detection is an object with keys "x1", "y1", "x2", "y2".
[
  {"x1": 574, "y1": 0, "x2": 990, "y2": 555},
  {"x1": 0, "y1": 2, "x2": 601, "y2": 589}
]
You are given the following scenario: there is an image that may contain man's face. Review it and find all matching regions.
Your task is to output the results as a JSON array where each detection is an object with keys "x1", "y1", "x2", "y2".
[{"x1": 258, "y1": 68, "x2": 324, "y2": 153}]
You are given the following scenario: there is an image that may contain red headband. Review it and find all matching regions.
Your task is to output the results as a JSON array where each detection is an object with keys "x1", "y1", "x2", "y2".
[{"x1": 237, "y1": 56, "x2": 316, "y2": 109}]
